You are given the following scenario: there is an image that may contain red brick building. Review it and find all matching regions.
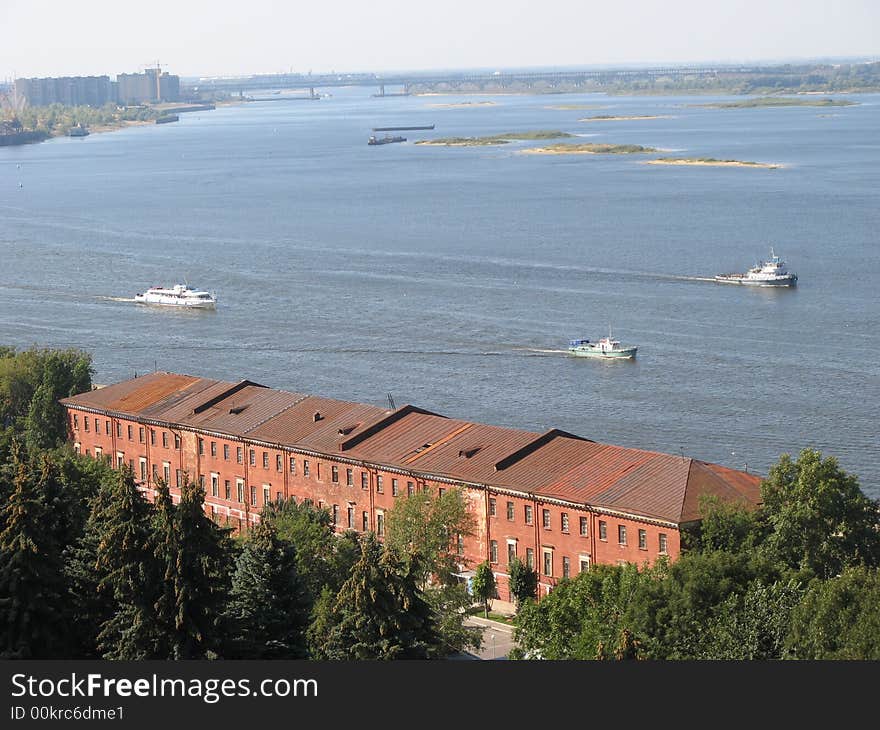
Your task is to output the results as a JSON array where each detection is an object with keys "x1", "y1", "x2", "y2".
[{"x1": 61, "y1": 372, "x2": 762, "y2": 600}]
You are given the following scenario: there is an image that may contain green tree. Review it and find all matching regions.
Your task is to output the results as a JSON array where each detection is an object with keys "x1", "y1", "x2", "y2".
[
  {"x1": 761, "y1": 449, "x2": 880, "y2": 577},
  {"x1": 423, "y1": 582, "x2": 482, "y2": 656},
  {"x1": 93, "y1": 468, "x2": 165, "y2": 659},
  {"x1": 311, "y1": 534, "x2": 441, "y2": 659},
  {"x1": 471, "y1": 561, "x2": 496, "y2": 617},
  {"x1": 260, "y1": 498, "x2": 358, "y2": 603},
  {"x1": 786, "y1": 567, "x2": 880, "y2": 659},
  {"x1": 689, "y1": 494, "x2": 763, "y2": 554},
  {"x1": 507, "y1": 557, "x2": 538, "y2": 609},
  {"x1": 0, "y1": 448, "x2": 70, "y2": 657},
  {"x1": 385, "y1": 485, "x2": 475, "y2": 586},
  {"x1": 152, "y1": 478, "x2": 233, "y2": 659},
  {"x1": 224, "y1": 521, "x2": 310, "y2": 659}
]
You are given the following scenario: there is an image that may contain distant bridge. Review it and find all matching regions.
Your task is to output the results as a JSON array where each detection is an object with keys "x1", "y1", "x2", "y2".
[{"x1": 183, "y1": 65, "x2": 804, "y2": 96}]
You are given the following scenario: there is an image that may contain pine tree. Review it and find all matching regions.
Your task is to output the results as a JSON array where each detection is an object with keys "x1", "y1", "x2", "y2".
[
  {"x1": 316, "y1": 534, "x2": 441, "y2": 659},
  {"x1": 89, "y1": 467, "x2": 164, "y2": 659},
  {"x1": 153, "y1": 477, "x2": 233, "y2": 659},
  {"x1": 224, "y1": 521, "x2": 310, "y2": 658},
  {"x1": 0, "y1": 447, "x2": 69, "y2": 657}
]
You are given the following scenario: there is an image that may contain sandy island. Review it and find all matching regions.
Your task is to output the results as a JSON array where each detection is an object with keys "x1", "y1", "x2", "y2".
[
  {"x1": 84, "y1": 120, "x2": 154, "y2": 135},
  {"x1": 545, "y1": 104, "x2": 608, "y2": 110},
  {"x1": 579, "y1": 115, "x2": 672, "y2": 122},
  {"x1": 644, "y1": 158, "x2": 782, "y2": 169},
  {"x1": 425, "y1": 101, "x2": 497, "y2": 108},
  {"x1": 519, "y1": 143, "x2": 657, "y2": 155}
]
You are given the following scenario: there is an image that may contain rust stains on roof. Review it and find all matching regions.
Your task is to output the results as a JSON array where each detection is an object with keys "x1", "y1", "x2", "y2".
[{"x1": 62, "y1": 372, "x2": 764, "y2": 524}]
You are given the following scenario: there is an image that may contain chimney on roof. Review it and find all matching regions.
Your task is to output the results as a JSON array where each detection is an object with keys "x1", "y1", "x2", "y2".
[{"x1": 313, "y1": 411, "x2": 323, "y2": 422}]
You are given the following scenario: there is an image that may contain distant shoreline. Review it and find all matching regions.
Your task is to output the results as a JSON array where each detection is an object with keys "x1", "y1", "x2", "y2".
[
  {"x1": 644, "y1": 157, "x2": 782, "y2": 169},
  {"x1": 579, "y1": 115, "x2": 672, "y2": 122}
]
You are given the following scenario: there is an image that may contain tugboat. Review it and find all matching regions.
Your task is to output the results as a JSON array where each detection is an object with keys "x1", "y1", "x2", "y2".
[
  {"x1": 568, "y1": 328, "x2": 637, "y2": 359},
  {"x1": 368, "y1": 134, "x2": 406, "y2": 145},
  {"x1": 715, "y1": 248, "x2": 798, "y2": 287},
  {"x1": 134, "y1": 284, "x2": 217, "y2": 309}
]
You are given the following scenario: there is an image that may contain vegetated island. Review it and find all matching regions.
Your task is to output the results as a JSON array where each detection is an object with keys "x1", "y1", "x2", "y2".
[
  {"x1": 579, "y1": 114, "x2": 672, "y2": 121},
  {"x1": 415, "y1": 130, "x2": 574, "y2": 146},
  {"x1": 519, "y1": 142, "x2": 658, "y2": 155},
  {"x1": 425, "y1": 101, "x2": 497, "y2": 108},
  {"x1": 694, "y1": 97, "x2": 857, "y2": 109},
  {"x1": 644, "y1": 157, "x2": 782, "y2": 169}
]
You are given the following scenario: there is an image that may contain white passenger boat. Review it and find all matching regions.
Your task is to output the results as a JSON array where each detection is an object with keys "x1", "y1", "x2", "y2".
[
  {"x1": 715, "y1": 248, "x2": 798, "y2": 286},
  {"x1": 568, "y1": 329, "x2": 637, "y2": 359},
  {"x1": 134, "y1": 284, "x2": 217, "y2": 308}
]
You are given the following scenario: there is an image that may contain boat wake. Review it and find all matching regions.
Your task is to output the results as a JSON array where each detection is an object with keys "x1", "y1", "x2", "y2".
[
  {"x1": 514, "y1": 348, "x2": 570, "y2": 356},
  {"x1": 96, "y1": 296, "x2": 139, "y2": 302}
]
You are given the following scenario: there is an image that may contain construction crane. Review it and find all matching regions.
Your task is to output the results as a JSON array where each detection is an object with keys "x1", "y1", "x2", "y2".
[{"x1": 144, "y1": 60, "x2": 162, "y2": 102}]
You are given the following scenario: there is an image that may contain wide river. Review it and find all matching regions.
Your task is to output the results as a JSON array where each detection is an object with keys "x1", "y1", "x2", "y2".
[{"x1": 1, "y1": 88, "x2": 878, "y2": 495}]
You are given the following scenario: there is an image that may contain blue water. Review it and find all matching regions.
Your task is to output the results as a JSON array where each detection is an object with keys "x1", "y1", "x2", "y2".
[{"x1": 2, "y1": 89, "x2": 878, "y2": 494}]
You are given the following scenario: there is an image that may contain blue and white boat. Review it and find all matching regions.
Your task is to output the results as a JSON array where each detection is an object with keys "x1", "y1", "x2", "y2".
[{"x1": 569, "y1": 329, "x2": 637, "y2": 359}]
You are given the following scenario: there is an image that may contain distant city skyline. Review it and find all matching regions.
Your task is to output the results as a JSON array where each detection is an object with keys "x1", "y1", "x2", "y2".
[{"x1": 2, "y1": 0, "x2": 878, "y2": 80}]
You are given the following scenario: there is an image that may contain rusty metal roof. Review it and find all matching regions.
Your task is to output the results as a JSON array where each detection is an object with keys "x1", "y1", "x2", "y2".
[{"x1": 62, "y1": 372, "x2": 763, "y2": 524}]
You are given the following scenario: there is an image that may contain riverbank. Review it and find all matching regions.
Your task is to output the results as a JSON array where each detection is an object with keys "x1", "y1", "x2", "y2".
[
  {"x1": 580, "y1": 114, "x2": 672, "y2": 121},
  {"x1": 644, "y1": 157, "x2": 782, "y2": 168}
]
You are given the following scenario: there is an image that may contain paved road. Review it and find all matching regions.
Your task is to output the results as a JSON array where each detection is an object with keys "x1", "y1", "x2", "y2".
[{"x1": 462, "y1": 616, "x2": 516, "y2": 660}]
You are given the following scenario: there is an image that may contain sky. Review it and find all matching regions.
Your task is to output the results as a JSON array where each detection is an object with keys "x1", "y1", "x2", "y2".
[{"x1": 2, "y1": 0, "x2": 878, "y2": 79}]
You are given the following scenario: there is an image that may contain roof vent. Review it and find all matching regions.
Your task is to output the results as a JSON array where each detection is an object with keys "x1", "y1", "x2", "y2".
[
  {"x1": 338, "y1": 425, "x2": 356, "y2": 436},
  {"x1": 458, "y1": 447, "x2": 481, "y2": 458},
  {"x1": 313, "y1": 411, "x2": 323, "y2": 422},
  {"x1": 229, "y1": 405, "x2": 246, "y2": 415}
]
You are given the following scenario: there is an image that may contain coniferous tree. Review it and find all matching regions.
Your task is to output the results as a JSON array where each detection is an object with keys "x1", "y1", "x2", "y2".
[
  {"x1": 313, "y1": 534, "x2": 441, "y2": 659},
  {"x1": 0, "y1": 447, "x2": 69, "y2": 657},
  {"x1": 153, "y1": 478, "x2": 233, "y2": 659},
  {"x1": 508, "y1": 557, "x2": 538, "y2": 609},
  {"x1": 224, "y1": 521, "x2": 310, "y2": 658},
  {"x1": 92, "y1": 467, "x2": 164, "y2": 659}
]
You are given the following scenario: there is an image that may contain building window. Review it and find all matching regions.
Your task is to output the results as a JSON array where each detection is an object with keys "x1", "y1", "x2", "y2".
[
  {"x1": 115, "y1": 421, "x2": 121, "y2": 437},
  {"x1": 128, "y1": 424, "x2": 133, "y2": 440},
  {"x1": 542, "y1": 509, "x2": 551, "y2": 529},
  {"x1": 362, "y1": 512, "x2": 369, "y2": 531},
  {"x1": 250, "y1": 486, "x2": 257, "y2": 507},
  {"x1": 83, "y1": 417, "x2": 89, "y2": 432},
  {"x1": 73, "y1": 442, "x2": 81, "y2": 454},
  {"x1": 346, "y1": 468, "x2": 353, "y2": 486},
  {"x1": 580, "y1": 556, "x2": 591, "y2": 573},
  {"x1": 224, "y1": 480, "x2": 231, "y2": 500},
  {"x1": 162, "y1": 431, "x2": 168, "y2": 448},
  {"x1": 376, "y1": 475, "x2": 383, "y2": 493},
  {"x1": 561, "y1": 513, "x2": 569, "y2": 533},
  {"x1": 361, "y1": 472, "x2": 368, "y2": 489},
  {"x1": 175, "y1": 469, "x2": 184, "y2": 488},
  {"x1": 659, "y1": 533, "x2": 668, "y2": 555},
  {"x1": 599, "y1": 520, "x2": 607, "y2": 541},
  {"x1": 457, "y1": 534, "x2": 464, "y2": 556},
  {"x1": 249, "y1": 449, "x2": 255, "y2": 467},
  {"x1": 174, "y1": 434, "x2": 180, "y2": 449},
  {"x1": 276, "y1": 454, "x2": 282, "y2": 472},
  {"x1": 639, "y1": 529, "x2": 647, "y2": 550},
  {"x1": 618, "y1": 525, "x2": 627, "y2": 546},
  {"x1": 438, "y1": 488, "x2": 445, "y2": 497},
  {"x1": 489, "y1": 497, "x2": 496, "y2": 516},
  {"x1": 490, "y1": 540, "x2": 498, "y2": 564},
  {"x1": 331, "y1": 465, "x2": 339, "y2": 483},
  {"x1": 236, "y1": 446, "x2": 243, "y2": 464},
  {"x1": 562, "y1": 556, "x2": 571, "y2": 578},
  {"x1": 407, "y1": 481, "x2": 415, "y2": 496},
  {"x1": 236, "y1": 479, "x2": 244, "y2": 503},
  {"x1": 347, "y1": 506, "x2": 354, "y2": 529},
  {"x1": 524, "y1": 505, "x2": 533, "y2": 524},
  {"x1": 507, "y1": 542, "x2": 516, "y2": 565},
  {"x1": 376, "y1": 512, "x2": 385, "y2": 537},
  {"x1": 526, "y1": 547, "x2": 535, "y2": 569},
  {"x1": 73, "y1": 414, "x2": 79, "y2": 429},
  {"x1": 211, "y1": 474, "x2": 219, "y2": 498},
  {"x1": 163, "y1": 462, "x2": 170, "y2": 484},
  {"x1": 263, "y1": 485, "x2": 270, "y2": 505},
  {"x1": 391, "y1": 478, "x2": 399, "y2": 496},
  {"x1": 139, "y1": 458, "x2": 147, "y2": 481},
  {"x1": 506, "y1": 501, "x2": 514, "y2": 521},
  {"x1": 303, "y1": 460, "x2": 310, "y2": 477},
  {"x1": 198, "y1": 438, "x2": 204, "y2": 455},
  {"x1": 262, "y1": 452, "x2": 269, "y2": 469},
  {"x1": 105, "y1": 420, "x2": 111, "y2": 435},
  {"x1": 332, "y1": 504, "x2": 339, "y2": 526},
  {"x1": 543, "y1": 550, "x2": 553, "y2": 577},
  {"x1": 116, "y1": 452, "x2": 124, "y2": 469},
  {"x1": 139, "y1": 427, "x2": 145, "y2": 443},
  {"x1": 580, "y1": 517, "x2": 589, "y2": 536},
  {"x1": 289, "y1": 456, "x2": 296, "y2": 474}
]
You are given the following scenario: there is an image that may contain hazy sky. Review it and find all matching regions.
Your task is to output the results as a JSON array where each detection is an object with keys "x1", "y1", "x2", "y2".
[{"x1": 3, "y1": 0, "x2": 878, "y2": 79}]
